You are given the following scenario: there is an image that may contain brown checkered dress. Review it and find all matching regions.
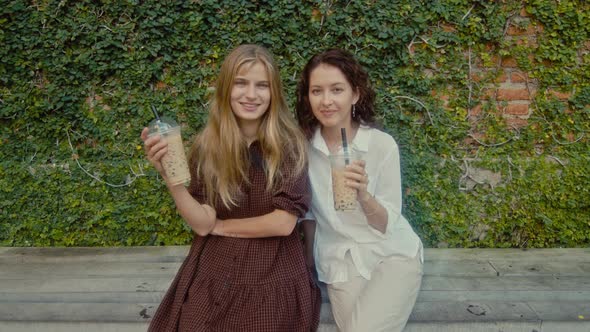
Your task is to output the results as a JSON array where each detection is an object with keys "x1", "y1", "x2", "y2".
[{"x1": 148, "y1": 142, "x2": 321, "y2": 331}]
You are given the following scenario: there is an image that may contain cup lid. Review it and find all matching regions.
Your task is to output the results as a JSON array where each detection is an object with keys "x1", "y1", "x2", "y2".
[{"x1": 148, "y1": 116, "x2": 178, "y2": 135}]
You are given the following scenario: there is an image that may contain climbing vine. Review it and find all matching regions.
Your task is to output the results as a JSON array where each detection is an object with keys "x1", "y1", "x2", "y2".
[{"x1": 1, "y1": 0, "x2": 588, "y2": 247}]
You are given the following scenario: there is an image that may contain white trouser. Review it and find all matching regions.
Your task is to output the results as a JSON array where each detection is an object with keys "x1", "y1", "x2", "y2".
[{"x1": 327, "y1": 249, "x2": 423, "y2": 332}]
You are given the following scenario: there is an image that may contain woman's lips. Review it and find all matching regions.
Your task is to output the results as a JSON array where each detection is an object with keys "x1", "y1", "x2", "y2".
[
  {"x1": 241, "y1": 102, "x2": 259, "y2": 111},
  {"x1": 320, "y1": 110, "x2": 337, "y2": 116}
]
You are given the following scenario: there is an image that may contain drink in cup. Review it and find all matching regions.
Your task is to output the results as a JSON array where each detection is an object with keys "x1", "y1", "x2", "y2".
[
  {"x1": 148, "y1": 116, "x2": 191, "y2": 186},
  {"x1": 330, "y1": 152, "x2": 358, "y2": 211}
]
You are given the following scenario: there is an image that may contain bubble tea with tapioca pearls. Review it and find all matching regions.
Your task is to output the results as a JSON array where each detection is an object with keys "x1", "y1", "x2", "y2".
[
  {"x1": 330, "y1": 151, "x2": 361, "y2": 211},
  {"x1": 148, "y1": 115, "x2": 191, "y2": 186}
]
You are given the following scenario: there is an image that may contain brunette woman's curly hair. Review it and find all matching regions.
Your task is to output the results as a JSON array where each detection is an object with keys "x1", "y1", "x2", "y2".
[{"x1": 296, "y1": 48, "x2": 377, "y2": 139}]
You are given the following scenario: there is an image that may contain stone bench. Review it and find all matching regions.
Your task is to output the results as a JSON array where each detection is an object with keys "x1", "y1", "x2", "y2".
[{"x1": 1, "y1": 246, "x2": 589, "y2": 331}]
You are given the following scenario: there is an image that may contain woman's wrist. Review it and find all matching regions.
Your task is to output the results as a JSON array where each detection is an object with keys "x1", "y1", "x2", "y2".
[
  {"x1": 212, "y1": 219, "x2": 223, "y2": 236},
  {"x1": 358, "y1": 192, "x2": 372, "y2": 204},
  {"x1": 166, "y1": 180, "x2": 185, "y2": 192},
  {"x1": 359, "y1": 194, "x2": 379, "y2": 216}
]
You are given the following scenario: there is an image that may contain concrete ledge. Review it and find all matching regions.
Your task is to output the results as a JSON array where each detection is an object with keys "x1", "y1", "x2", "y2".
[
  {"x1": 2, "y1": 321, "x2": 590, "y2": 332},
  {"x1": 1, "y1": 247, "x2": 589, "y2": 331}
]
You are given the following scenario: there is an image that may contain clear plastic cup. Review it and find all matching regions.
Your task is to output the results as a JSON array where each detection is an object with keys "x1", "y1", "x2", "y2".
[
  {"x1": 330, "y1": 151, "x2": 360, "y2": 211},
  {"x1": 148, "y1": 116, "x2": 191, "y2": 186}
]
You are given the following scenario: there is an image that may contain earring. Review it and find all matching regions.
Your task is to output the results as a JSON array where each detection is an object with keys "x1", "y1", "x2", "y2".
[{"x1": 352, "y1": 104, "x2": 356, "y2": 118}]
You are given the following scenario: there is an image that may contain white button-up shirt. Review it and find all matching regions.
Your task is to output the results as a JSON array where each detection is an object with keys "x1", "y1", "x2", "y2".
[{"x1": 306, "y1": 125, "x2": 422, "y2": 284}]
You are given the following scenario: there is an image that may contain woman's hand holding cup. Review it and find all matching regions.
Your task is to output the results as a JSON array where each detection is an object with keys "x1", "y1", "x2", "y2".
[
  {"x1": 141, "y1": 127, "x2": 169, "y2": 181},
  {"x1": 344, "y1": 159, "x2": 371, "y2": 202}
]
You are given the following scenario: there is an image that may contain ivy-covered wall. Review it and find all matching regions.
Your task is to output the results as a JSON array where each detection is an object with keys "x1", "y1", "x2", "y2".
[{"x1": 1, "y1": 0, "x2": 588, "y2": 247}]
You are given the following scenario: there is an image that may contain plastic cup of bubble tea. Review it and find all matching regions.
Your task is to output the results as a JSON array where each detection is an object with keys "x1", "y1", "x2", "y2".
[
  {"x1": 148, "y1": 115, "x2": 191, "y2": 186},
  {"x1": 330, "y1": 151, "x2": 360, "y2": 211}
]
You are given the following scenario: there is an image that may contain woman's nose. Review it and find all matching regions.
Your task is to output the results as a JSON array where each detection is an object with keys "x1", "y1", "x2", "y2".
[{"x1": 246, "y1": 84, "x2": 256, "y2": 98}]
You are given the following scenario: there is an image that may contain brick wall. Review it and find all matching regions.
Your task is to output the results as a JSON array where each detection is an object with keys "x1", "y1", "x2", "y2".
[{"x1": 464, "y1": 8, "x2": 579, "y2": 134}]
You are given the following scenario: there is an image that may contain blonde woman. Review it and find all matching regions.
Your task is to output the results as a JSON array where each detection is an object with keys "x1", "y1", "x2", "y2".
[{"x1": 142, "y1": 44, "x2": 320, "y2": 331}]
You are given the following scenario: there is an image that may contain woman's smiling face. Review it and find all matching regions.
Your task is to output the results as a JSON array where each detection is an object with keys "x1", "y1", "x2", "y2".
[
  {"x1": 230, "y1": 61, "x2": 271, "y2": 128},
  {"x1": 308, "y1": 63, "x2": 359, "y2": 130}
]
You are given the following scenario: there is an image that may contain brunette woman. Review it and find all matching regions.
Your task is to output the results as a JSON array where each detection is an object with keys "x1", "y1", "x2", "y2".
[{"x1": 296, "y1": 48, "x2": 423, "y2": 332}]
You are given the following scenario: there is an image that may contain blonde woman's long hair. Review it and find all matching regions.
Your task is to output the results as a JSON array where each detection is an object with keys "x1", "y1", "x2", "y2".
[{"x1": 189, "y1": 44, "x2": 308, "y2": 209}]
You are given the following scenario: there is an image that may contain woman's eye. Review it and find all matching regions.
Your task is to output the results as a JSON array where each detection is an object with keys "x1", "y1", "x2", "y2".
[
  {"x1": 333, "y1": 88, "x2": 343, "y2": 93},
  {"x1": 234, "y1": 80, "x2": 246, "y2": 86},
  {"x1": 311, "y1": 89, "x2": 320, "y2": 95}
]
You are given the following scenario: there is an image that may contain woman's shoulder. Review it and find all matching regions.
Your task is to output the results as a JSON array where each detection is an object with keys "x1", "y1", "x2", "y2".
[{"x1": 364, "y1": 126, "x2": 399, "y2": 152}]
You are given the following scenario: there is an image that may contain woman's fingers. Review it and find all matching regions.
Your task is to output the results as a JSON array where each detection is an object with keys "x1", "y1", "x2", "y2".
[
  {"x1": 345, "y1": 160, "x2": 366, "y2": 175},
  {"x1": 141, "y1": 127, "x2": 168, "y2": 175},
  {"x1": 344, "y1": 169, "x2": 367, "y2": 182},
  {"x1": 344, "y1": 171, "x2": 369, "y2": 189},
  {"x1": 140, "y1": 127, "x2": 150, "y2": 142},
  {"x1": 151, "y1": 145, "x2": 168, "y2": 162},
  {"x1": 343, "y1": 161, "x2": 369, "y2": 195},
  {"x1": 344, "y1": 162, "x2": 368, "y2": 182},
  {"x1": 143, "y1": 135, "x2": 168, "y2": 161},
  {"x1": 351, "y1": 159, "x2": 366, "y2": 168},
  {"x1": 345, "y1": 176, "x2": 368, "y2": 189}
]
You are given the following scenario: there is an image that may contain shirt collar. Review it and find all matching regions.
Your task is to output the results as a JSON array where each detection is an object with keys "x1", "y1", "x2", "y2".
[{"x1": 310, "y1": 125, "x2": 371, "y2": 156}]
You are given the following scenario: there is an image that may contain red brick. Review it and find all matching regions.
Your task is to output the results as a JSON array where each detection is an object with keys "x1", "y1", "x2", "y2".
[
  {"x1": 463, "y1": 136, "x2": 475, "y2": 146},
  {"x1": 505, "y1": 103, "x2": 530, "y2": 115},
  {"x1": 312, "y1": 8, "x2": 322, "y2": 20},
  {"x1": 470, "y1": 104, "x2": 483, "y2": 117},
  {"x1": 155, "y1": 81, "x2": 167, "y2": 90},
  {"x1": 529, "y1": 123, "x2": 541, "y2": 131},
  {"x1": 510, "y1": 71, "x2": 528, "y2": 83},
  {"x1": 470, "y1": 71, "x2": 484, "y2": 82},
  {"x1": 85, "y1": 96, "x2": 94, "y2": 107},
  {"x1": 501, "y1": 56, "x2": 518, "y2": 68},
  {"x1": 441, "y1": 23, "x2": 456, "y2": 32},
  {"x1": 471, "y1": 70, "x2": 507, "y2": 83},
  {"x1": 498, "y1": 88, "x2": 531, "y2": 101},
  {"x1": 431, "y1": 89, "x2": 451, "y2": 101},
  {"x1": 549, "y1": 89, "x2": 572, "y2": 100},
  {"x1": 506, "y1": 117, "x2": 529, "y2": 128},
  {"x1": 515, "y1": 37, "x2": 538, "y2": 48},
  {"x1": 495, "y1": 71, "x2": 507, "y2": 83},
  {"x1": 481, "y1": 56, "x2": 500, "y2": 69},
  {"x1": 507, "y1": 24, "x2": 537, "y2": 36},
  {"x1": 467, "y1": 132, "x2": 487, "y2": 142},
  {"x1": 481, "y1": 88, "x2": 496, "y2": 100}
]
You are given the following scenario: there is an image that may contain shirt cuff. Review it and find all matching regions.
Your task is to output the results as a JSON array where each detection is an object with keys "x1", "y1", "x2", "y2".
[
  {"x1": 297, "y1": 210, "x2": 316, "y2": 223},
  {"x1": 366, "y1": 197, "x2": 400, "y2": 239}
]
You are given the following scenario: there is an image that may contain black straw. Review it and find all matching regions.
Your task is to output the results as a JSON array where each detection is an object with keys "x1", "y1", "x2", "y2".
[
  {"x1": 151, "y1": 105, "x2": 160, "y2": 121},
  {"x1": 341, "y1": 128, "x2": 350, "y2": 165}
]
